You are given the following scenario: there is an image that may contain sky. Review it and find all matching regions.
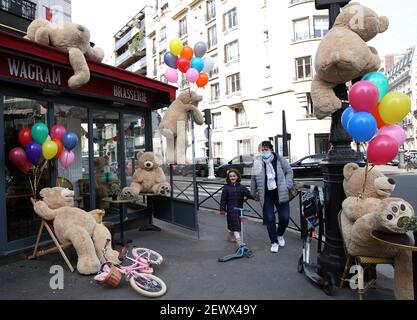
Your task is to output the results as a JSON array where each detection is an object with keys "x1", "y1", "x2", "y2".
[{"x1": 71, "y1": 0, "x2": 417, "y2": 64}]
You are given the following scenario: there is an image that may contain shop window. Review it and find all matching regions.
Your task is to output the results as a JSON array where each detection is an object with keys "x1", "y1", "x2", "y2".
[
  {"x1": 54, "y1": 104, "x2": 90, "y2": 211},
  {"x1": 4, "y1": 96, "x2": 50, "y2": 242}
]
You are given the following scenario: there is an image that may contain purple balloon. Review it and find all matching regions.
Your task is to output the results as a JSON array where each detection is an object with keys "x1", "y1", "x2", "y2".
[
  {"x1": 25, "y1": 141, "x2": 42, "y2": 165},
  {"x1": 164, "y1": 52, "x2": 178, "y2": 69},
  {"x1": 62, "y1": 132, "x2": 78, "y2": 151}
]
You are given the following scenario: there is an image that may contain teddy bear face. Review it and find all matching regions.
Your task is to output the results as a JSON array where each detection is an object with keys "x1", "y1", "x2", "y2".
[
  {"x1": 334, "y1": 2, "x2": 389, "y2": 42},
  {"x1": 39, "y1": 187, "x2": 74, "y2": 209},
  {"x1": 375, "y1": 198, "x2": 415, "y2": 234},
  {"x1": 177, "y1": 91, "x2": 203, "y2": 107},
  {"x1": 343, "y1": 163, "x2": 396, "y2": 198},
  {"x1": 94, "y1": 156, "x2": 109, "y2": 174},
  {"x1": 137, "y1": 151, "x2": 161, "y2": 171}
]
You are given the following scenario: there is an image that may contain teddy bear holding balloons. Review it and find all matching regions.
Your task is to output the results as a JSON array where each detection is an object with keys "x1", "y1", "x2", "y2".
[
  {"x1": 341, "y1": 71, "x2": 411, "y2": 165},
  {"x1": 8, "y1": 122, "x2": 79, "y2": 197}
]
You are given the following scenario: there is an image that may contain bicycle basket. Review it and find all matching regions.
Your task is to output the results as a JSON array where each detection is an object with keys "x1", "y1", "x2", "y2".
[{"x1": 100, "y1": 263, "x2": 122, "y2": 288}]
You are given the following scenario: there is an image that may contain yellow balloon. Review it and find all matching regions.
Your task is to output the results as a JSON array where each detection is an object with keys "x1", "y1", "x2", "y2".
[
  {"x1": 42, "y1": 141, "x2": 58, "y2": 160},
  {"x1": 169, "y1": 39, "x2": 183, "y2": 56},
  {"x1": 379, "y1": 92, "x2": 411, "y2": 124}
]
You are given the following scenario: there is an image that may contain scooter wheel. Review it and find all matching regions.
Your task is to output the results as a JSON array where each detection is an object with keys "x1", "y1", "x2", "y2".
[
  {"x1": 323, "y1": 272, "x2": 336, "y2": 296},
  {"x1": 245, "y1": 250, "x2": 253, "y2": 258},
  {"x1": 297, "y1": 255, "x2": 304, "y2": 274}
]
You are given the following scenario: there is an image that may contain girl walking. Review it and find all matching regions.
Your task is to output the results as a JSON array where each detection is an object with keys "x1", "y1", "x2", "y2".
[{"x1": 220, "y1": 169, "x2": 254, "y2": 245}]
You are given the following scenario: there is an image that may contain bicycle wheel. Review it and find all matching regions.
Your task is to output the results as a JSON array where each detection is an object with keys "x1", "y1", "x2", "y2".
[
  {"x1": 132, "y1": 248, "x2": 163, "y2": 265},
  {"x1": 129, "y1": 273, "x2": 167, "y2": 298}
]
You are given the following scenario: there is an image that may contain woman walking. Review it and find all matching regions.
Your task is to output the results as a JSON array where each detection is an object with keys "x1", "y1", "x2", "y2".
[{"x1": 251, "y1": 141, "x2": 294, "y2": 253}]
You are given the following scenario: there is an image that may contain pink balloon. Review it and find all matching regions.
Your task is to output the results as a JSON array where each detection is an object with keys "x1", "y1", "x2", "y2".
[
  {"x1": 368, "y1": 135, "x2": 398, "y2": 165},
  {"x1": 59, "y1": 150, "x2": 75, "y2": 169},
  {"x1": 349, "y1": 80, "x2": 379, "y2": 113},
  {"x1": 164, "y1": 68, "x2": 178, "y2": 83},
  {"x1": 376, "y1": 125, "x2": 406, "y2": 148},
  {"x1": 50, "y1": 124, "x2": 67, "y2": 140},
  {"x1": 185, "y1": 68, "x2": 199, "y2": 83}
]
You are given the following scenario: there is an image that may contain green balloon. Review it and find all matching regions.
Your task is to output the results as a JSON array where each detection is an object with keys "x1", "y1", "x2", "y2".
[
  {"x1": 362, "y1": 72, "x2": 389, "y2": 104},
  {"x1": 31, "y1": 123, "x2": 49, "y2": 144}
]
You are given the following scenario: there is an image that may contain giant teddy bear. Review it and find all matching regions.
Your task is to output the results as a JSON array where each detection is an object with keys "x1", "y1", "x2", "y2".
[
  {"x1": 121, "y1": 151, "x2": 170, "y2": 199},
  {"x1": 32, "y1": 187, "x2": 120, "y2": 275},
  {"x1": 311, "y1": 2, "x2": 389, "y2": 119},
  {"x1": 24, "y1": 19, "x2": 104, "y2": 89},
  {"x1": 159, "y1": 91, "x2": 204, "y2": 164},
  {"x1": 340, "y1": 163, "x2": 414, "y2": 300}
]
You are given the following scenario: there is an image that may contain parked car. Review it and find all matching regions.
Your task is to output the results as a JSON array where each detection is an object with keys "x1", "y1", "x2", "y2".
[
  {"x1": 290, "y1": 154, "x2": 326, "y2": 179},
  {"x1": 216, "y1": 155, "x2": 255, "y2": 178}
]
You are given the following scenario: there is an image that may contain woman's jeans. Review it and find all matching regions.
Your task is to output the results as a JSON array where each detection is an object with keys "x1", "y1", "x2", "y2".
[{"x1": 263, "y1": 190, "x2": 290, "y2": 244}]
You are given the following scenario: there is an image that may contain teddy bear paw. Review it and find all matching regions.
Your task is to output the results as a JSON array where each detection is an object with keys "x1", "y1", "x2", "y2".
[
  {"x1": 158, "y1": 184, "x2": 171, "y2": 196},
  {"x1": 77, "y1": 256, "x2": 101, "y2": 275},
  {"x1": 120, "y1": 188, "x2": 138, "y2": 200}
]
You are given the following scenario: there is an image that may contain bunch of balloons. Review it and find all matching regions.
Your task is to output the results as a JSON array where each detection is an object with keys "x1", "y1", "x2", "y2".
[
  {"x1": 342, "y1": 72, "x2": 411, "y2": 165},
  {"x1": 8, "y1": 123, "x2": 79, "y2": 173},
  {"x1": 164, "y1": 39, "x2": 215, "y2": 88}
]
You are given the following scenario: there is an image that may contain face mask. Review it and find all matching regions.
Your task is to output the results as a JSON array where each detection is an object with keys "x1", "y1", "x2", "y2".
[{"x1": 262, "y1": 152, "x2": 272, "y2": 159}]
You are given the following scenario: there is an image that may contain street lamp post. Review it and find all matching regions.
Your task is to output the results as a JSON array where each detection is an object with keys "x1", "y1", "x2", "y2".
[{"x1": 314, "y1": 0, "x2": 363, "y2": 284}]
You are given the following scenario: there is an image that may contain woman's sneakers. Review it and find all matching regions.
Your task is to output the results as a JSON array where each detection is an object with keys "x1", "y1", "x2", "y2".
[
  {"x1": 270, "y1": 243, "x2": 279, "y2": 253},
  {"x1": 278, "y1": 236, "x2": 286, "y2": 247}
]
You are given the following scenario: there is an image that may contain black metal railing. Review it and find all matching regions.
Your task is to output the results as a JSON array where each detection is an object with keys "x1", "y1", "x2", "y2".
[{"x1": 1, "y1": 0, "x2": 36, "y2": 20}]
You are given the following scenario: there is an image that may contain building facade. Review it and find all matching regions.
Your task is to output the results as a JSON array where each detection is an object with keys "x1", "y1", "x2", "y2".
[
  {"x1": 386, "y1": 46, "x2": 417, "y2": 151},
  {"x1": 34, "y1": 0, "x2": 71, "y2": 23},
  {"x1": 118, "y1": 0, "x2": 333, "y2": 163}
]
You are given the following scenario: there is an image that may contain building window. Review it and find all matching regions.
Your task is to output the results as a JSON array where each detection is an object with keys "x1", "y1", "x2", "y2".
[
  {"x1": 160, "y1": 75, "x2": 168, "y2": 84},
  {"x1": 209, "y1": 54, "x2": 218, "y2": 77},
  {"x1": 152, "y1": 38, "x2": 156, "y2": 55},
  {"x1": 159, "y1": 49, "x2": 167, "y2": 65},
  {"x1": 293, "y1": 18, "x2": 310, "y2": 41},
  {"x1": 212, "y1": 112, "x2": 222, "y2": 129},
  {"x1": 235, "y1": 107, "x2": 247, "y2": 127},
  {"x1": 213, "y1": 142, "x2": 223, "y2": 158},
  {"x1": 306, "y1": 92, "x2": 314, "y2": 117},
  {"x1": 223, "y1": 8, "x2": 238, "y2": 31},
  {"x1": 161, "y1": 3, "x2": 169, "y2": 15},
  {"x1": 226, "y1": 73, "x2": 241, "y2": 94},
  {"x1": 295, "y1": 56, "x2": 312, "y2": 80},
  {"x1": 206, "y1": 0, "x2": 216, "y2": 21},
  {"x1": 210, "y1": 83, "x2": 220, "y2": 101},
  {"x1": 208, "y1": 25, "x2": 217, "y2": 49},
  {"x1": 179, "y1": 16, "x2": 188, "y2": 37},
  {"x1": 160, "y1": 26, "x2": 167, "y2": 42},
  {"x1": 314, "y1": 16, "x2": 329, "y2": 38},
  {"x1": 153, "y1": 59, "x2": 157, "y2": 76},
  {"x1": 224, "y1": 40, "x2": 239, "y2": 63},
  {"x1": 238, "y1": 139, "x2": 251, "y2": 156}
]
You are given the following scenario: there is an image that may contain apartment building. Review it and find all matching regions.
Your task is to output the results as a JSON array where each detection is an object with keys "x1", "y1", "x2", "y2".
[{"x1": 386, "y1": 47, "x2": 417, "y2": 150}]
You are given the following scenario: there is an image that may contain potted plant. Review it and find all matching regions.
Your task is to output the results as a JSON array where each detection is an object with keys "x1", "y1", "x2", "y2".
[{"x1": 108, "y1": 184, "x2": 120, "y2": 200}]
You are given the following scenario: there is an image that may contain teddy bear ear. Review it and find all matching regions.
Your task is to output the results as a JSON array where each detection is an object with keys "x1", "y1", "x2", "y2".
[
  {"x1": 136, "y1": 151, "x2": 145, "y2": 160},
  {"x1": 343, "y1": 163, "x2": 359, "y2": 180},
  {"x1": 378, "y1": 16, "x2": 389, "y2": 33},
  {"x1": 154, "y1": 153, "x2": 163, "y2": 165}
]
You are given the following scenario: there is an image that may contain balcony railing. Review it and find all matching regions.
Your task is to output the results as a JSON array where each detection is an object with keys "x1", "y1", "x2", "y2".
[
  {"x1": 126, "y1": 56, "x2": 147, "y2": 73},
  {"x1": 115, "y1": 49, "x2": 133, "y2": 67},
  {"x1": 1, "y1": 0, "x2": 36, "y2": 20}
]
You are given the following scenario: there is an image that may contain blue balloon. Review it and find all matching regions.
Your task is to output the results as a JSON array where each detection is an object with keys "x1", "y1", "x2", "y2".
[
  {"x1": 164, "y1": 52, "x2": 178, "y2": 69},
  {"x1": 362, "y1": 72, "x2": 389, "y2": 104},
  {"x1": 347, "y1": 112, "x2": 377, "y2": 142},
  {"x1": 62, "y1": 132, "x2": 79, "y2": 151},
  {"x1": 25, "y1": 141, "x2": 42, "y2": 165},
  {"x1": 190, "y1": 57, "x2": 205, "y2": 73},
  {"x1": 341, "y1": 106, "x2": 355, "y2": 131}
]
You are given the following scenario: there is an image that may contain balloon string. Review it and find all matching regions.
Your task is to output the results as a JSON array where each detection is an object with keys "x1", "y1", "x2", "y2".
[{"x1": 27, "y1": 175, "x2": 35, "y2": 199}]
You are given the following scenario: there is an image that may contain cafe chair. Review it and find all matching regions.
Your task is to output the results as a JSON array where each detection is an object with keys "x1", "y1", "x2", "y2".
[{"x1": 338, "y1": 211, "x2": 394, "y2": 300}]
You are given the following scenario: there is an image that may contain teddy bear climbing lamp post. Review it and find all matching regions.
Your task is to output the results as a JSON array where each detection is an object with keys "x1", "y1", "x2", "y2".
[{"x1": 312, "y1": 0, "x2": 395, "y2": 284}]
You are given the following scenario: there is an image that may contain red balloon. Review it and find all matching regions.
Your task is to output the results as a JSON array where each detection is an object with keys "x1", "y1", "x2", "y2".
[
  {"x1": 371, "y1": 105, "x2": 388, "y2": 129},
  {"x1": 180, "y1": 46, "x2": 194, "y2": 61},
  {"x1": 20, "y1": 160, "x2": 33, "y2": 174},
  {"x1": 196, "y1": 72, "x2": 209, "y2": 88},
  {"x1": 50, "y1": 124, "x2": 67, "y2": 140},
  {"x1": 176, "y1": 58, "x2": 190, "y2": 73},
  {"x1": 349, "y1": 80, "x2": 379, "y2": 113},
  {"x1": 53, "y1": 138, "x2": 64, "y2": 159},
  {"x1": 368, "y1": 135, "x2": 398, "y2": 165},
  {"x1": 18, "y1": 128, "x2": 32, "y2": 147},
  {"x1": 8, "y1": 147, "x2": 28, "y2": 168}
]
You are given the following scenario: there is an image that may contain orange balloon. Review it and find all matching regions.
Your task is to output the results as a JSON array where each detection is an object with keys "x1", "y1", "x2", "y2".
[
  {"x1": 196, "y1": 72, "x2": 209, "y2": 88},
  {"x1": 180, "y1": 46, "x2": 194, "y2": 61},
  {"x1": 372, "y1": 105, "x2": 388, "y2": 129}
]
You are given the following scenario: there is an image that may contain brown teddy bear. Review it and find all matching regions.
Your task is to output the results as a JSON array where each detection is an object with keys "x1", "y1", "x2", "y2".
[
  {"x1": 311, "y1": 2, "x2": 389, "y2": 119},
  {"x1": 32, "y1": 187, "x2": 120, "y2": 275},
  {"x1": 24, "y1": 19, "x2": 104, "y2": 89},
  {"x1": 121, "y1": 151, "x2": 170, "y2": 198},
  {"x1": 159, "y1": 91, "x2": 204, "y2": 163},
  {"x1": 340, "y1": 163, "x2": 414, "y2": 300}
]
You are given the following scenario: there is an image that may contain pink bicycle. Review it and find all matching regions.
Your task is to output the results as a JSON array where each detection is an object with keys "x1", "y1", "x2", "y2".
[{"x1": 94, "y1": 240, "x2": 167, "y2": 298}]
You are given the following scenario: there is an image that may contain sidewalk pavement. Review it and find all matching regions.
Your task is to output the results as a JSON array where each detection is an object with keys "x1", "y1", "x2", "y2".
[
  {"x1": 376, "y1": 165, "x2": 417, "y2": 176},
  {"x1": 0, "y1": 209, "x2": 396, "y2": 300}
]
